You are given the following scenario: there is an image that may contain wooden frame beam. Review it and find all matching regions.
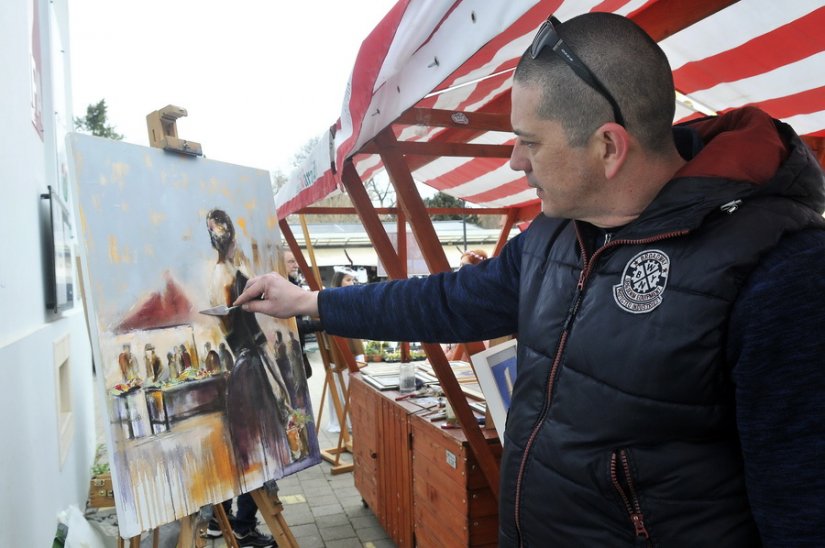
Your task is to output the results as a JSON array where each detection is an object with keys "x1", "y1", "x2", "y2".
[
  {"x1": 394, "y1": 107, "x2": 512, "y2": 132},
  {"x1": 373, "y1": 127, "x2": 500, "y2": 498},
  {"x1": 361, "y1": 140, "x2": 513, "y2": 158},
  {"x1": 396, "y1": 93, "x2": 513, "y2": 174}
]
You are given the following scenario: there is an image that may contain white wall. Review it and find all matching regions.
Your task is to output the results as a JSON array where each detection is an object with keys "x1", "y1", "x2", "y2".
[{"x1": 0, "y1": 0, "x2": 97, "y2": 545}]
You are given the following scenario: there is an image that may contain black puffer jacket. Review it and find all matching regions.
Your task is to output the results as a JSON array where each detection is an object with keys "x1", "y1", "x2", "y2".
[{"x1": 498, "y1": 109, "x2": 825, "y2": 546}]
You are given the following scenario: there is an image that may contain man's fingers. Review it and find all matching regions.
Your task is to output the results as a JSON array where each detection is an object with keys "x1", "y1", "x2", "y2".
[{"x1": 234, "y1": 278, "x2": 266, "y2": 306}]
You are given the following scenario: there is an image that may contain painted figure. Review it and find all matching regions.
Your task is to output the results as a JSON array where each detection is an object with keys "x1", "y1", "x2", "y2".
[
  {"x1": 118, "y1": 343, "x2": 139, "y2": 382},
  {"x1": 206, "y1": 208, "x2": 292, "y2": 470}
]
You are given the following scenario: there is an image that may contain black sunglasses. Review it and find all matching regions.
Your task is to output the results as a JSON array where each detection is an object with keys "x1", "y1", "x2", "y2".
[{"x1": 529, "y1": 16, "x2": 625, "y2": 127}]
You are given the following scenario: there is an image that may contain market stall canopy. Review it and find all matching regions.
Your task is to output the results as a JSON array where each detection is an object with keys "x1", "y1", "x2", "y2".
[{"x1": 275, "y1": 0, "x2": 825, "y2": 219}]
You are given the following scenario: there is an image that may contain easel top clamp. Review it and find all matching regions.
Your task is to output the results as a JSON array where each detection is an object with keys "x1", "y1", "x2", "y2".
[{"x1": 146, "y1": 105, "x2": 203, "y2": 157}]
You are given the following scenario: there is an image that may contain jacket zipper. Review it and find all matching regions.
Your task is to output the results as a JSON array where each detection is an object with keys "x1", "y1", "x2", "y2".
[
  {"x1": 610, "y1": 450, "x2": 652, "y2": 544},
  {"x1": 512, "y1": 227, "x2": 687, "y2": 546}
]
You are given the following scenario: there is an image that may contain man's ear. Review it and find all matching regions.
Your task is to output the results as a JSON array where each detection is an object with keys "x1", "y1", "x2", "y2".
[{"x1": 594, "y1": 122, "x2": 629, "y2": 179}]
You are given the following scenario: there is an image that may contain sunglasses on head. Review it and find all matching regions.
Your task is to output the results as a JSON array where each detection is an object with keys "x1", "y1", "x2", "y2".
[{"x1": 529, "y1": 16, "x2": 625, "y2": 127}]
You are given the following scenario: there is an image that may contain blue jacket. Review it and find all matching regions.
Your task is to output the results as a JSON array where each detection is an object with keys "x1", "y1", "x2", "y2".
[{"x1": 318, "y1": 108, "x2": 825, "y2": 546}]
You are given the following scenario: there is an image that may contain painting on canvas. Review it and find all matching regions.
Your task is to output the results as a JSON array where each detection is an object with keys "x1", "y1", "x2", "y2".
[
  {"x1": 68, "y1": 133, "x2": 320, "y2": 536},
  {"x1": 471, "y1": 339, "x2": 518, "y2": 441}
]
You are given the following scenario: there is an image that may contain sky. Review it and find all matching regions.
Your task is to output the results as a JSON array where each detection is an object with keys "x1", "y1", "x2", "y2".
[{"x1": 68, "y1": 0, "x2": 399, "y2": 177}]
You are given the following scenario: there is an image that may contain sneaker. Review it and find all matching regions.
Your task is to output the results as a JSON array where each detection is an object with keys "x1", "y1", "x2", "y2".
[
  {"x1": 233, "y1": 527, "x2": 276, "y2": 547},
  {"x1": 203, "y1": 522, "x2": 223, "y2": 538}
]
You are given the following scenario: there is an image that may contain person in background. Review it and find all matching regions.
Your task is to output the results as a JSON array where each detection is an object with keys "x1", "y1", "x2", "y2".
[
  {"x1": 234, "y1": 12, "x2": 825, "y2": 546},
  {"x1": 283, "y1": 250, "x2": 323, "y2": 378},
  {"x1": 204, "y1": 497, "x2": 275, "y2": 547},
  {"x1": 458, "y1": 248, "x2": 488, "y2": 269}
]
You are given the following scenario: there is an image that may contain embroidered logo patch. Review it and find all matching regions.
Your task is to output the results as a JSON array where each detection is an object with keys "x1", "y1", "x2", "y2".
[{"x1": 613, "y1": 249, "x2": 670, "y2": 314}]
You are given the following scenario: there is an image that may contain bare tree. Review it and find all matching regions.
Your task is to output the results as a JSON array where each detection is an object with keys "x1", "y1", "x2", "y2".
[
  {"x1": 291, "y1": 136, "x2": 321, "y2": 169},
  {"x1": 364, "y1": 174, "x2": 395, "y2": 208}
]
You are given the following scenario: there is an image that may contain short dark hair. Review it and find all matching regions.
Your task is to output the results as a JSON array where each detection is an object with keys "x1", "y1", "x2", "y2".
[
  {"x1": 206, "y1": 208, "x2": 235, "y2": 255},
  {"x1": 514, "y1": 13, "x2": 675, "y2": 153}
]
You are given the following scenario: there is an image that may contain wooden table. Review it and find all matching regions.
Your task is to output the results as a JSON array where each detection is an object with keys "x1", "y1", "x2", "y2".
[{"x1": 350, "y1": 373, "x2": 501, "y2": 547}]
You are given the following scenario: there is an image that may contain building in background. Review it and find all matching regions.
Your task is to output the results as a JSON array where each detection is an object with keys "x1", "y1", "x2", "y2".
[
  {"x1": 0, "y1": 1, "x2": 97, "y2": 545},
  {"x1": 285, "y1": 219, "x2": 514, "y2": 286}
]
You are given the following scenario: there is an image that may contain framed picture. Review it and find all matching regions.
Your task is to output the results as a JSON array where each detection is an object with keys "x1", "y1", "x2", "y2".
[
  {"x1": 41, "y1": 185, "x2": 74, "y2": 314},
  {"x1": 470, "y1": 339, "x2": 517, "y2": 441}
]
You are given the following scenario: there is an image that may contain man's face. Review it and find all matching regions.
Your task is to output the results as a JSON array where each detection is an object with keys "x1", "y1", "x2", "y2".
[
  {"x1": 284, "y1": 252, "x2": 299, "y2": 275},
  {"x1": 509, "y1": 82, "x2": 603, "y2": 220},
  {"x1": 207, "y1": 218, "x2": 234, "y2": 254}
]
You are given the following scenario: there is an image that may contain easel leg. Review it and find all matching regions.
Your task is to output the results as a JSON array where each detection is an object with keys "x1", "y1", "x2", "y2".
[
  {"x1": 176, "y1": 513, "x2": 206, "y2": 548},
  {"x1": 326, "y1": 373, "x2": 355, "y2": 474},
  {"x1": 213, "y1": 503, "x2": 239, "y2": 548},
  {"x1": 250, "y1": 487, "x2": 299, "y2": 548},
  {"x1": 316, "y1": 367, "x2": 329, "y2": 427}
]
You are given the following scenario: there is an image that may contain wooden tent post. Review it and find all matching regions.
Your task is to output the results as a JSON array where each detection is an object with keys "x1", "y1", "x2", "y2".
[
  {"x1": 341, "y1": 159, "x2": 500, "y2": 498},
  {"x1": 493, "y1": 209, "x2": 518, "y2": 257},
  {"x1": 396, "y1": 208, "x2": 410, "y2": 362},
  {"x1": 298, "y1": 214, "x2": 324, "y2": 287}
]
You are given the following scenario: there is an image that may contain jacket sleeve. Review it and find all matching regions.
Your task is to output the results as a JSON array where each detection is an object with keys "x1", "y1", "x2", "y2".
[
  {"x1": 727, "y1": 228, "x2": 825, "y2": 545},
  {"x1": 296, "y1": 317, "x2": 323, "y2": 336},
  {"x1": 318, "y1": 233, "x2": 524, "y2": 343}
]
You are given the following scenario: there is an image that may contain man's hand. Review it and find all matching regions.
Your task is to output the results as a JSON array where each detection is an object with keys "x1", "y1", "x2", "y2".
[{"x1": 233, "y1": 272, "x2": 320, "y2": 319}]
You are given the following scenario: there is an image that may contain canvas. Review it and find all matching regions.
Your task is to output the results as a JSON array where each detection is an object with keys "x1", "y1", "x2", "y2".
[
  {"x1": 67, "y1": 133, "x2": 320, "y2": 537},
  {"x1": 470, "y1": 339, "x2": 518, "y2": 441}
]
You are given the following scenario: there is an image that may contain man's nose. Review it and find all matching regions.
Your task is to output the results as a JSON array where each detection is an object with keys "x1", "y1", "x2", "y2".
[{"x1": 510, "y1": 144, "x2": 530, "y2": 172}]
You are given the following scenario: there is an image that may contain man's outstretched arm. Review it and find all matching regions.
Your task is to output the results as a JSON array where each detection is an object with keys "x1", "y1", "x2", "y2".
[{"x1": 235, "y1": 233, "x2": 525, "y2": 344}]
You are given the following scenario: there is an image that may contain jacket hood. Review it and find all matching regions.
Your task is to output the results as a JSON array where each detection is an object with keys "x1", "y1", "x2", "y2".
[
  {"x1": 676, "y1": 107, "x2": 788, "y2": 184},
  {"x1": 624, "y1": 107, "x2": 825, "y2": 237}
]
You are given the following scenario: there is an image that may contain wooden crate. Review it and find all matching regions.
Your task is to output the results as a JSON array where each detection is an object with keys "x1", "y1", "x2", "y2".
[
  {"x1": 350, "y1": 374, "x2": 501, "y2": 547},
  {"x1": 351, "y1": 377, "x2": 380, "y2": 512},
  {"x1": 88, "y1": 473, "x2": 115, "y2": 508},
  {"x1": 410, "y1": 412, "x2": 500, "y2": 547},
  {"x1": 350, "y1": 375, "x2": 415, "y2": 547}
]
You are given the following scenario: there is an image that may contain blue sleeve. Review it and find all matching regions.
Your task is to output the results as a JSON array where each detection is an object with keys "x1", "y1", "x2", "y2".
[
  {"x1": 318, "y1": 233, "x2": 523, "y2": 343},
  {"x1": 728, "y1": 229, "x2": 825, "y2": 546}
]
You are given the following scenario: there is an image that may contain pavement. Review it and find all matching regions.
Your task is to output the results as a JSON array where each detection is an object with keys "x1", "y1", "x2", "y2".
[{"x1": 89, "y1": 346, "x2": 395, "y2": 547}]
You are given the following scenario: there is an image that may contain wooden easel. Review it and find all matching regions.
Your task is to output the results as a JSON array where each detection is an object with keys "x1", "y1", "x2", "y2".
[
  {"x1": 108, "y1": 110, "x2": 301, "y2": 547},
  {"x1": 114, "y1": 485, "x2": 297, "y2": 547},
  {"x1": 295, "y1": 215, "x2": 360, "y2": 474},
  {"x1": 315, "y1": 332, "x2": 356, "y2": 474}
]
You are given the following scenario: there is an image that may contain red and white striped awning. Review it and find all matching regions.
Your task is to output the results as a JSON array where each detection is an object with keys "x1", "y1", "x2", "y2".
[{"x1": 275, "y1": 0, "x2": 825, "y2": 219}]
